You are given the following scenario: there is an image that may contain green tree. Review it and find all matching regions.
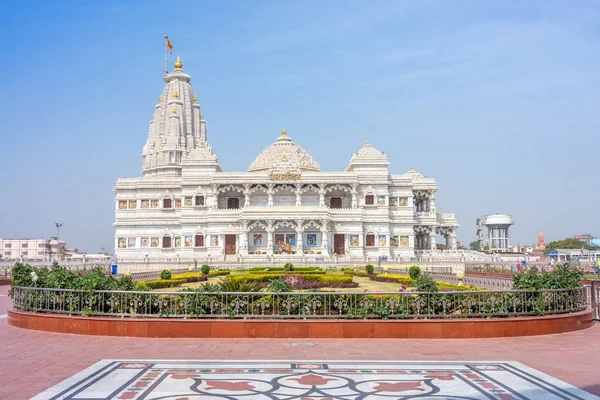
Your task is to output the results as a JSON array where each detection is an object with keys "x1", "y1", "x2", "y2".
[
  {"x1": 545, "y1": 238, "x2": 590, "y2": 252},
  {"x1": 469, "y1": 241, "x2": 480, "y2": 251}
]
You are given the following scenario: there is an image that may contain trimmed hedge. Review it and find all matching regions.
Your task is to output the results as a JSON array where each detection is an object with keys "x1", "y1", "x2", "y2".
[
  {"x1": 248, "y1": 267, "x2": 323, "y2": 273},
  {"x1": 370, "y1": 274, "x2": 415, "y2": 286},
  {"x1": 342, "y1": 270, "x2": 370, "y2": 277},
  {"x1": 143, "y1": 278, "x2": 187, "y2": 289},
  {"x1": 436, "y1": 281, "x2": 483, "y2": 291},
  {"x1": 208, "y1": 270, "x2": 231, "y2": 277},
  {"x1": 171, "y1": 272, "x2": 209, "y2": 283},
  {"x1": 248, "y1": 270, "x2": 326, "y2": 276}
]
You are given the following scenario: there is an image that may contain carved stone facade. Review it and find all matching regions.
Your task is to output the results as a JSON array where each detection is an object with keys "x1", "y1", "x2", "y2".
[{"x1": 114, "y1": 59, "x2": 459, "y2": 262}]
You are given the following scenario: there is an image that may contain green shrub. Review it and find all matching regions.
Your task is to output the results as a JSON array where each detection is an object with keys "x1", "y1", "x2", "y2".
[
  {"x1": 267, "y1": 277, "x2": 291, "y2": 292},
  {"x1": 208, "y1": 270, "x2": 231, "y2": 276},
  {"x1": 408, "y1": 265, "x2": 421, "y2": 280},
  {"x1": 415, "y1": 274, "x2": 438, "y2": 293},
  {"x1": 283, "y1": 262, "x2": 294, "y2": 271},
  {"x1": 179, "y1": 282, "x2": 222, "y2": 293},
  {"x1": 365, "y1": 264, "x2": 374, "y2": 275},
  {"x1": 143, "y1": 278, "x2": 186, "y2": 289},
  {"x1": 513, "y1": 263, "x2": 583, "y2": 290},
  {"x1": 160, "y1": 269, "x2": 172, "y2": 280},
  {"x1": 217, "y1": 276, "x2": 260, "y2": 292},
  {"x1": 201, "y1": 264, "x2": 210, "y2": 275}
]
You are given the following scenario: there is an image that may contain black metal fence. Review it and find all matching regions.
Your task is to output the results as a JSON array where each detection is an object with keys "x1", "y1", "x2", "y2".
[{"x1": 11, "y1": 286, "x2": 586, "y2": 320}]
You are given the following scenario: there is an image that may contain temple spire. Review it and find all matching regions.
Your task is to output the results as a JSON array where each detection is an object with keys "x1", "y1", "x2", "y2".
[{"x1": 174, "y1": 54, "x2": 182, "y2": 69}]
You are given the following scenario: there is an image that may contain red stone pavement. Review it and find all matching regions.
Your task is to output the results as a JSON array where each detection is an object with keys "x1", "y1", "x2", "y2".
[{"x1": 1, "y1": 285, "x2": 599, "y2": 400}]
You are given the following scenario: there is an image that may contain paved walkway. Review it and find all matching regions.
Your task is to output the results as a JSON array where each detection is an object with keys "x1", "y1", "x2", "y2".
[{"x1": 1, "y1": 285, "x2": 599, "y2": 399}]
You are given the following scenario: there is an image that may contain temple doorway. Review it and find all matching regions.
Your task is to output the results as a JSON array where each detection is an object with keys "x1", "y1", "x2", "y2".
[
  {"x1": 225, "y1": 234, "x2": 237, "y2": 255},
  {"x1": 334, "y1": 234, "x2": 345, "y2": 255}
]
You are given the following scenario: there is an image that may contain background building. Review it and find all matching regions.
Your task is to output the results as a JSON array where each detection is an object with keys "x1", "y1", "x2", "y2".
[{"x1": 0, "y1": 238, "x2": 66, "y2": 261}]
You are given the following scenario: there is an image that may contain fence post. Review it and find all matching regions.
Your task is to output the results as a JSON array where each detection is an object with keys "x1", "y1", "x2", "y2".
[{"x1": 591, "y1": 281, "x2": 599, "y2": 321}]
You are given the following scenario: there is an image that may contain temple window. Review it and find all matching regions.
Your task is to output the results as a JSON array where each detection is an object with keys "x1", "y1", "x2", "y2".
[
  {"x1": 194, "y1": 234, "x2": 204, "y2": 247},
  {"x1": 162, "y1": 236, "x2": 172, "y2": 248},
  {"x1": 163, "y1": 198, "x2": 172, "y2": 209},
  {"x1": 195, "y1": 195, "x2": 205, "y2": 206},
  {"x1": 169, "y1": 151, "x2": 175, "y2": 163},
  {"x1": 365, "y1": 195, "x2": 374, "y2": 205},
  {"x1": 227, "y1": 198, "x2": 240, "y2": 209},
  {"x1": 366, "y1": 234, "x2": 375, "y2": 246},
  {"x1": 330, "y1": 197, "x2": 342, "y2": 209}
]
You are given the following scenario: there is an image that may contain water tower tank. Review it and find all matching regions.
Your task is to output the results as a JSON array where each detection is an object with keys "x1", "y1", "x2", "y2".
[{"x1": 484, "y1": 214, "x2": 513, "y2": 252}]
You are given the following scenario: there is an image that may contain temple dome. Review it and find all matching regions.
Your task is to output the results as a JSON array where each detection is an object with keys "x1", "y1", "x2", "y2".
[
  {"x1": 350, "y1": 141, "x2": 388, "y2": 162},
  {"x1": 248, "y1": 129, "x2": 321, "y2": 173},
  {"x1": 346, "y1": 141, "x2": 389, "y2": 171},
  {"x1": 404, "y1": 167, "x2": 425, "y2": 180}
]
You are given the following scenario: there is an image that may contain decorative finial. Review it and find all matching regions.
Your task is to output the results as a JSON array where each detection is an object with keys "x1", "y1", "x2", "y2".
[
  {"x1": 366, "y1": 140, "x2": 370, "y2": 145},
  {"x1": 173, "y1": 91, "x2": 179, "y2": 98},
  {"x1": 200, "y1": 112, "x2": 204, "y2": 119},
  {"x1": 282, "y1": 128, "x2": 287, "y2": 136},
  {"x1": 193, "y1": 94, "x2": 197, "y2": 103},
  {"x1": 174, "y1": 53, "x2": 182, "y2": 69},
  {"x1": 282, "y1": 154, "x2": 287, "y2": 159},
  {"x1": 159, "y1": 95, "x2": 162, "y2": 102},
  {"x1": 171, "y1": 108, "x2": 176, "y2": 114},
  {"x1": 410, "y1": 166, "x2": 415, "y2": 171}
]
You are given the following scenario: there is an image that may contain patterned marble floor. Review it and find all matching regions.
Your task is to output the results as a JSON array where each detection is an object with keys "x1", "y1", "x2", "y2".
[{"x1": 32, "y1": 360, "x2": 599, "y2": 400}]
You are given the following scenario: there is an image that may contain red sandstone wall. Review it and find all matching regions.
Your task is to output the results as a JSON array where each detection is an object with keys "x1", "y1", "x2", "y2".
[{"x1": 8, "y1": 308, "x2": 593, "y2": 339}]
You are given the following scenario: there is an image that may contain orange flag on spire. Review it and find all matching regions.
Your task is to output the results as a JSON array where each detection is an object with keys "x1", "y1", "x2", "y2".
[{"x1": 166, "y1": 37, "x2": 173, "y2": 54}]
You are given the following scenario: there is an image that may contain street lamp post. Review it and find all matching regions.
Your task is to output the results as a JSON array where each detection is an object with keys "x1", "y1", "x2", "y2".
[{"x1": 54, "y1": 222, "x2": 63, "y2": 262}]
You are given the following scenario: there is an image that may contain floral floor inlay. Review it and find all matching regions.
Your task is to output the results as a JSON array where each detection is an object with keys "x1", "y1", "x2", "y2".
[{"x1": 32, "y1": 360, "x2": 599, "y2": 399}]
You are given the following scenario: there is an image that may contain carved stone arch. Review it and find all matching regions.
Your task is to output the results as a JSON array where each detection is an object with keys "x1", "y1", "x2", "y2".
[
  {"x1": 248, "y1": 220, "x2": 268, "y2": 231},
  {"x1": 325, "y1": 184, "x2": 352, "y2": 193},
  {"x1": 160, "y1": 189, "x2": 174, "y2": 200},
  {"x1": 193, "y1": 226, "x2": 207, "y2": 236},
  {"x1": 301, "y1": 184, "x2": 319, "y2": 193},
  {"x1": 361, "y1": 185, "x2": 376, "y2": 196},
  {"x1": 249, "y1": 184, "x2": 269, "y2": 194},
  {"x1": 193, "y1": 186, "x2": 208, "y2": 197},
  {"x1": 273, "y1": 184, "x2": 295, "y2": 193},
  {"x1": 363, "y1": 224, "x2": 376, "y2": 235},
  {"x1": 302, "y1": 220, "x2": 322, "y2": 231},
  {"x1": 273, "y1": 220, "x2": 297, "y2": 231},
  {"x1": 218, "y1": 184, "x2": 244, "y2": 194}
]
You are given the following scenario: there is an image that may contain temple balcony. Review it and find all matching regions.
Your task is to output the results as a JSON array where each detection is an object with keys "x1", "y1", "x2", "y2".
[{"x1": 415, "y1": 211, "x2": 438, "y2": 225}]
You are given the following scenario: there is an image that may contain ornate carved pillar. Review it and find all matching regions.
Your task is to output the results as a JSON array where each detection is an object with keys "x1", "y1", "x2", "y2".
[
  {"x1": 243, "y1": 184, "x2": 251, "y2": 208},
  {"x1": 266, "y1": 220, "x2": 274, "y2": 251},
  {"x1": 351, "y1": 184, "x2": 358, "y2": 209},
  {"x1": 267, "y1": 184, "x2": 274, "y2": 207},
  {"x1": 295, "y1": 219, "x2": 304, "y2": 252},
  {"x1": 318, "y1": 183, "x2": 326, "y2": 207},
  {"x1": 430, "y1": 229, "x2": 436, "y2": 250},
  {"x1": 320, "y1": 219, "x2": 329, "y2": 256},
  {"x1": 295, "y1": 184, "x2": 302, "y2": 207},
  {"x1": 428, "y1": 192, "x2": 436, "y2": 213},
  {"x1": 240, "y1": 220, "x2": 249, "y2": 255},
  {"x1": 450, "y1": 229, "x2": 458, "y2": 250},
  {"x1": 211, "y1": 184, "x2": 219, "y2": 209}
]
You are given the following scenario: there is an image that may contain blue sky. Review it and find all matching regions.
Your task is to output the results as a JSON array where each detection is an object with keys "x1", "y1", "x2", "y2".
[{"x1": 1, "y1": 0, "x2": 599, "y2": 252}]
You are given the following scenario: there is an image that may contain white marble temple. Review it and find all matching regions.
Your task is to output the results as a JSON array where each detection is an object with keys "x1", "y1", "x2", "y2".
[{"x1": 114, "y1": 56, "x2": 459, "y2": 263}]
